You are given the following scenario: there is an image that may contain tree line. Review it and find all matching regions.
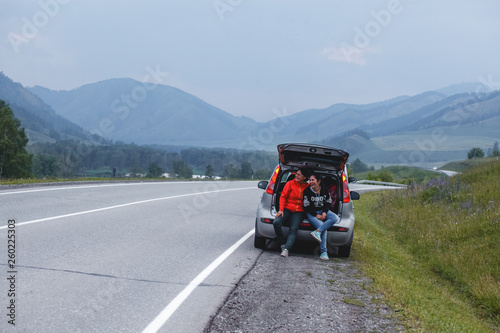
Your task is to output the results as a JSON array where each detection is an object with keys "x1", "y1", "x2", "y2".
[
  {"x1": 1, "y1": 99, "x2": 278, "y2": 179},
  {"x1": 468, "y1": 143, "x2": 499, "y2": 159},
  {"x1": 27, "y1": 142, "x2": 277, "y2": 179}
]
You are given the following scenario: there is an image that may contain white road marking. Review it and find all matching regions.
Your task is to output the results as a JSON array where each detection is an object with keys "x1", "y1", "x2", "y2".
[
  {"x1": 0, "y1": 181, "x2": 199, "y2": 196},
  {"x1": 141, "y1": 229, "x2": 255, "y2": 333},
  {"x1": 0, "y1": 186, "x2": 254, "y2": 230}
]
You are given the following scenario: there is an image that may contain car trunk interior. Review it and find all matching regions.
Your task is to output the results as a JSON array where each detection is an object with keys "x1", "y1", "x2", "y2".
[{"x1": 273, "y1": 169, "x2": 342, "y2": 227}]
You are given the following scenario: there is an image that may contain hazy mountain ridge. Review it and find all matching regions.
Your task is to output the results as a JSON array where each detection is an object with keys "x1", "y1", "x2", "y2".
[
  {"x1": 320, "y1": 88, "x2": 500, "y2": 165},
  {"x1": 366, "y1": 93, "x2": 475, "y2": 137},
  {"x1": 264, "y1": 90, "x2": 457, "y2": 146},
  {"x1": 29, "y1": 79, "x2": 259, "y2": 146},
  {"x1": 406, "y1": 91, "x2": 500, "y2": 131},
  {"x1": 28, "y1": 78, "x2": 498, "y2": 150},
  {"x1": 0, "y1": 72, "x2": 103, "y2": 144},
  {"x1": 435, "y1": 82, "x2": 493, "y2": 96}
]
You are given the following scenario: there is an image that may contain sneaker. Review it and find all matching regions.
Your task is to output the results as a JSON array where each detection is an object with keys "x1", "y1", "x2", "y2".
[
  {"x1": 311, "y1": 230, "x2": 322, "y2": 243},
  {"x1": 320, "y1": 252, "x2": 329, "y2": 260},
  {"x1": 280, "y1": 248, "x2": 289, "y2": 258}
]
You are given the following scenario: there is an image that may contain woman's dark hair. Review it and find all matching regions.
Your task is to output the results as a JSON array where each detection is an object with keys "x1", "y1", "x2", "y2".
[
  {"x1": 309, "y1": 172, "x2": 322, "y2": 182},
  {"x1": 298, "y1": 168, "x2": 310, "y2": 179}
]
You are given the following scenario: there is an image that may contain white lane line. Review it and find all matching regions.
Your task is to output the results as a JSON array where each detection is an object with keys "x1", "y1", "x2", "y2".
[
  {"x1": 0, "y1": 187, "x2": 254, "y2": 230},
  {"x1": 0, "y1": 181, "x2": 201, "y2": 196},
  {"x1": 141, "y1": 229, "x2": 255, "y2": 333}
]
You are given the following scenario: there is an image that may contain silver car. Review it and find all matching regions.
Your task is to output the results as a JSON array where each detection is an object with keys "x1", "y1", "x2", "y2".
[{"x1": 254, "y1": 143, "x2": 360, "y2": 257}]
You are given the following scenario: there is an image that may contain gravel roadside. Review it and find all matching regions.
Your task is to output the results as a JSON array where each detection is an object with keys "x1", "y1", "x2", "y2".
[{"x1": 205, "y1": 244, "x2": 403, "y2": 333}]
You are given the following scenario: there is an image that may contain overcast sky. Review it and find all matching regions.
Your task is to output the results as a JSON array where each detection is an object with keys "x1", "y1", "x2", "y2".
[{"x1": 2, "y1": 0, "x2": 500, "y2": 121}]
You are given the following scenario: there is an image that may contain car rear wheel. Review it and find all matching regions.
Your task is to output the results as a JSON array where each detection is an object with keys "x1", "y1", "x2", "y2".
[
  {"x1": 337, "y1": 244, "x2": 351, "y2": 258},
  {"x1": 337, "y1": 232, "x2": 353, "y2": 258},
  {"x1": 254, "y1": 234, "x2": 267, "y2": 249},
  {"x1": 254, "y1": 220, "x2": 267, "y2": 249}
]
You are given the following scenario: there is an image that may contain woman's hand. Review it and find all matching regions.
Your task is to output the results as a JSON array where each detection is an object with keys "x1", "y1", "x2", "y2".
[{"x1": 276, "y1": 211, "x2": 284, "y2": 218}]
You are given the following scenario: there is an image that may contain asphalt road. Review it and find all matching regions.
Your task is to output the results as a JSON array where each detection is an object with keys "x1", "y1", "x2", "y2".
[{"x1": 0, "y1": 181, "x2": 263, "y2": 332}]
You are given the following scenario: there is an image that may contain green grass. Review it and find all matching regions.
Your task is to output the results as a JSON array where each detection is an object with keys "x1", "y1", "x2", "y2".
[
  {"x1": 352, "y1": 160, "x2": 500, "y2": 332},
  {"x1": 342, "y1": 298, "x2": 366, "y2": 307}
]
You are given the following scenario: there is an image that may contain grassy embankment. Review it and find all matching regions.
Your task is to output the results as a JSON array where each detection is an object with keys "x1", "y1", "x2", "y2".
[
  {"x1": 352, "y1": 160, "x2": 499, "y2": 332},
  {"x1": 441, "y1": 156, "x2": 500, "y2": 173}
]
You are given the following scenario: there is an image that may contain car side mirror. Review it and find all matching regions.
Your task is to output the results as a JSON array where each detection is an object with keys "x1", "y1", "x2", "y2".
[
  {"x1": 350, "y1": 191, "x2": 360, "y2": 200},
  {"x1": 348, "y1": 177, "x2": 357, "y2": 184},
  {"x1": 258, "y1": 181, "x2": 268, "y2": 190}
]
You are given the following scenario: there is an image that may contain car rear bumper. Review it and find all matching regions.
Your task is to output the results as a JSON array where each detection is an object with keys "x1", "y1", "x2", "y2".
[{"x1": 255, "y1": 214, "x2": 354, "y2": 247}]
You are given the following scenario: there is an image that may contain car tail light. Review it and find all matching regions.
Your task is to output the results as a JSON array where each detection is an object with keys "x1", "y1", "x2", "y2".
[
  {"x1": 266, "y1": 165, "x2": 280, "y2": 194},
  {"x1": 342, "y1": 172, "x2": 351, "y2": 203},
  {"x1": 330, "y1": 226, "x2": 348, "y2": 232}
]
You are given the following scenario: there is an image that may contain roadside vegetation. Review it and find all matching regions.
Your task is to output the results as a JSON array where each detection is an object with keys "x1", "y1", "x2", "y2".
[
  {"x1": 441, "y1": 156, "x2": 500, "y2": 173},
  {"x1": 352, "y1": 160, "x2": 500, "y2": 332}
]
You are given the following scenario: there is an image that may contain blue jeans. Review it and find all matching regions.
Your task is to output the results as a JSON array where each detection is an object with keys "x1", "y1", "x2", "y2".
[
  {"x1": 306, "y1": 210, "x2": 339, "y2": 253},
  {"x1": 273, "y1": 209, "x2": 304, "y2": 251}
]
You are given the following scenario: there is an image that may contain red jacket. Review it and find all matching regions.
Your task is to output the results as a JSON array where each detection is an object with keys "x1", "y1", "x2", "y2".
[{"x1": 280, "y1": 179, "x2": 310, "y2": 213}]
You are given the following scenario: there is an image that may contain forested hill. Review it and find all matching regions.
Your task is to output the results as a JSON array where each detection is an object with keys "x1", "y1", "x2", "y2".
[{"x1": 0, "y1": 72, "x2": 104, "y2": 144}]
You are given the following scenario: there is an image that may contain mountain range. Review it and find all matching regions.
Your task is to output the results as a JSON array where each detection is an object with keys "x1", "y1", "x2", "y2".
[
  {"x1": 28, "y1": 78, "x2": 258, "y2": 147},
  {"x1": 0, "y1": 73, "x2": 103, "y2": 144},
  {"x1": 1, "y1": 72, "x2": 499, "y2": 167}
]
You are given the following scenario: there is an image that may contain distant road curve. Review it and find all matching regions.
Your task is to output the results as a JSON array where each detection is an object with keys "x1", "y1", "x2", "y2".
[
  {"x1": 438, "y1": 170, "x2": 460, "y2": 177},
  {"x1": 350, "y1": 182, "x2": 405, "y2": 194},
  {"x1": 421, "y1": 167, "x2": 460, "y2": 177}
]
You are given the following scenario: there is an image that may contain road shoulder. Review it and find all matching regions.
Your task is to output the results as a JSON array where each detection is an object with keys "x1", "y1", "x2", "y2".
[{"x1": 205, "y1": 248, "x2": 402, "y2": 332}]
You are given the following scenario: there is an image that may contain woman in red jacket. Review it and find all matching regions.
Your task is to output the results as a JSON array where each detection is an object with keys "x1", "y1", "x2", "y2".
[{"x1": 273, "y1": 168, "x2": 309, "y2": 257}]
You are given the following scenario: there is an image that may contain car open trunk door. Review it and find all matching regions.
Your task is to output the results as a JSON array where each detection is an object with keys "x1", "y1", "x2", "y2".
[{"x1": 277, "y1": 143, "x2": 349, "y2": 171}]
